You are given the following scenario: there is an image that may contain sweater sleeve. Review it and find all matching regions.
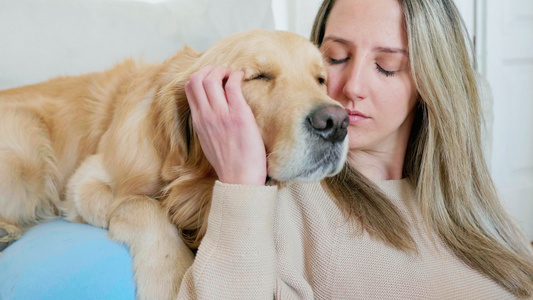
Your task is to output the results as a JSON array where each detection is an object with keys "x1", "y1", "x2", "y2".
[{"x1": 178, "y1": 180, "x2": 278, "y2": 299}]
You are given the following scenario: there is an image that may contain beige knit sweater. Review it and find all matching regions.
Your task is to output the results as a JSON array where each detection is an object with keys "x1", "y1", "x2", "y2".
[{"x1": 177, "y1": 179, "x2": 516, "y2": 299}]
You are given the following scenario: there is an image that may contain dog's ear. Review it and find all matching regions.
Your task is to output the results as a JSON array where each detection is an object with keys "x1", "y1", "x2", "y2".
[
  {"x1": 157, "y1": 45, "x2": 218, "y2": 182},
  {"x1": 155, "y1": 46, "x2": 203, "y2": 181},
  {"x1": 157, "y1": 46, "x2": 217, "y2": 249},
  {"x1": 164, "y1": 85, "x2": 211, "y2": 181},
  {"x1": 167, "y1": 45, "x2": 201, "y2": 71}
]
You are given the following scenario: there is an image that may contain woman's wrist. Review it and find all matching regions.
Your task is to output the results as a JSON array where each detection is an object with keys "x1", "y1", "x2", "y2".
[{"x1": 218, "y1": 170, "x2": 267, "y2": 186}]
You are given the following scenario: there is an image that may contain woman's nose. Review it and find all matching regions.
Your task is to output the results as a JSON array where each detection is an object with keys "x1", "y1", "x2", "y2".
[{"x1": 341, "y1": 62, "x2": 369, "y2": 101}]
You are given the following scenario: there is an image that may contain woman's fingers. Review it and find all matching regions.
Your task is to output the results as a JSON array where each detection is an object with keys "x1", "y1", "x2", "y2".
[
  {"x1": 225, "y1": 70, "x2": 246, "y2": 109},
  {"x1": 187, "y1": 65, "x2": 234, "y2": 115},
  {"x1": 185, "y1": 65, "x2": 218, "y2": 115},
  {"x1": 203, "y1": 66, "x2": 232, "y2": 114}
]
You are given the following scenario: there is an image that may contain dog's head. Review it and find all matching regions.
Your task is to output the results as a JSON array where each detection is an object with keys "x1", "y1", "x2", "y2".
[
  {"x1": 167, "y1": 29, "x2": 349, "y2": 183},
  {"x1": 159, "y1": 29, "x2": 349, "y2": 247}
]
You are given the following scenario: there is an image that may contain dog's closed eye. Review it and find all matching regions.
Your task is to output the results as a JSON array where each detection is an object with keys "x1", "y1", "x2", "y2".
[{"x1": 247, "y1": 73, "x2": 273, "y2": 81}]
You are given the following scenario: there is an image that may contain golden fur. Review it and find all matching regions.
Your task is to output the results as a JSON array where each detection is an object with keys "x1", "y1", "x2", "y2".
[{"x1": 0, "y1": 29, "x2": 348, "y2": 299}]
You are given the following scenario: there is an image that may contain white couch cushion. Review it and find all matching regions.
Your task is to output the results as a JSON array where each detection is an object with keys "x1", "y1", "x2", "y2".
[{"x1": 0, "y1": 0, "x2": 275, "y2": 89}]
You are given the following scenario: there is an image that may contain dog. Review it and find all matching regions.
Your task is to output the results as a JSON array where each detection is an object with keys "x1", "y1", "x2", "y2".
[{"x1": 0, "y1": 29, "x2": 349, "y2": 299}]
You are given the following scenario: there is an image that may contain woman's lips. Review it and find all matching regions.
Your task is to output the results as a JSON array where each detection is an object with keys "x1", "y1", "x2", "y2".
[{"x1": 345, "y1": 109, "x2": 369, "y2": 124}]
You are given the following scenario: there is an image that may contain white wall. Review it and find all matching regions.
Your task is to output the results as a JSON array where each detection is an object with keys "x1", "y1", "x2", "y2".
[
  {"x1": 272, "y1": 0, "x2": 322, "y2": 38},
  {"x1": 0, "y1": 0, "x2": 275, "y2": 89},
  {"x1": 484, "y1": 0, "x2": 533, "y2": 240}
]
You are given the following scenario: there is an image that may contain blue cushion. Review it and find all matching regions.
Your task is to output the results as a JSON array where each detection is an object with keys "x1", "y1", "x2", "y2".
[{"x1": 0, "y1": 220, "x2": 136, "y2": 300}]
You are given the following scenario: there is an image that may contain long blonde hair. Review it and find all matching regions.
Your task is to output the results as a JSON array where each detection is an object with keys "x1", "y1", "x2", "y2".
[{"x1": 312, "y1": 0, "x2": 533, "y2": 297}]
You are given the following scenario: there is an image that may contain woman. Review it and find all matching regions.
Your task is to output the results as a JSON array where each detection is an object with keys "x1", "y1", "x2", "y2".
[{"x1": 178, "y1": 0, "x2": 533, "y2": 298}]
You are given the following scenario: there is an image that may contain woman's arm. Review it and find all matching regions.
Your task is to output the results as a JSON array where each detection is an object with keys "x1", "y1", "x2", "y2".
[
  {"x1": 178, "y1": 181, "x2": 278, "y2": 299},
  {"x1": 177, "y1": 66, "x2": 276, "y2": 298}
]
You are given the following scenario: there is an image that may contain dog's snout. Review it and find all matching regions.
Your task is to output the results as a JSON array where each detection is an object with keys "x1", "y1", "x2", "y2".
[{"x1": 307, "y1": 105, "x2": 349, "y2": 143}]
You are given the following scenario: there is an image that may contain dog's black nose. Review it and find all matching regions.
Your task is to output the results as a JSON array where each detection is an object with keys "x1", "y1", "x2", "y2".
[{"x1": 307, "y1": 105, "x2": 349, "y2": 143}]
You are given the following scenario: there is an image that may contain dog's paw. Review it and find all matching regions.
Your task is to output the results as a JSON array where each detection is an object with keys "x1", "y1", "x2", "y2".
[
  {"x1": 134, "y1": 249, "x2": 194, "y2": 300},
  {"x1": 129, "y1": 234, "x2": 194, "y2": 300},
  {"x1": 0, "y1": 224, "x2": 22, "y2": 252},
  {"x1": 0, "y1": 228, "x2": 11, "y2": 251}
]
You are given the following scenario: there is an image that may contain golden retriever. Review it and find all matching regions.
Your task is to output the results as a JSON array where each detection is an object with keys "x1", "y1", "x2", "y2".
[{"x1": 0, "y1": 29, "x2": 348, "y2": 299}]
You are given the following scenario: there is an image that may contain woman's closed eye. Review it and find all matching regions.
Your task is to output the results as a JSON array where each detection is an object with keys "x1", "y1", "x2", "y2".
[
  {"x1": 326, "y1": 54, "x2": 400, "y2": 78},
  {"x1": 328, "y1": 57, "x2": 349, "y2": 65},
  {"x1": 375, "y1": 63, "x2": 396, "y2": 77}
]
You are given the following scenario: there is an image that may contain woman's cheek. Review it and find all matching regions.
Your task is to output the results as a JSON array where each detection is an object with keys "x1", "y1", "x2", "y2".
[{"x1": 326, "y1": 71, "x2": 342, "y2": 100}]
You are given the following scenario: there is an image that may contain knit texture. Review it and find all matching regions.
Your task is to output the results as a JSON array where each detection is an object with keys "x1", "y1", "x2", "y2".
[{"x1": 178, "y1": 179, "x2": 517, "y2": 299}]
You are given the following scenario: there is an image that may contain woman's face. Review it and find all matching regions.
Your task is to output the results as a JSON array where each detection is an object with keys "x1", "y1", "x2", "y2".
[{"x1": 320, "y1": 0, "x2": 419, "y2": 154}]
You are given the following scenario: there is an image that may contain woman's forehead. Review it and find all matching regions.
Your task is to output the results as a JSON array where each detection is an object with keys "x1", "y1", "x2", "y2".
[{"x1": 325, "y1": 0, "x2": 407, "y2": 49}]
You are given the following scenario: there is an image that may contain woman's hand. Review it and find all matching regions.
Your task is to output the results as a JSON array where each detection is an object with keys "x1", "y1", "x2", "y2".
[{"x1": 185, "y1": 65, "x2": 267, "y2": 185}]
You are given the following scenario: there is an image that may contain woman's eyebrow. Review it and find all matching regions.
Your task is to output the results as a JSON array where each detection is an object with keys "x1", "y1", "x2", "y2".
[
  {"x1": 322, "y1": 35, "x2": 352, "y2": 46},
  {"x1": 322, "y1": 36, "x2": 408, "y2": 56},
  {"x1": 374, "y1": 46, "x2": 408, "y2": 56}
]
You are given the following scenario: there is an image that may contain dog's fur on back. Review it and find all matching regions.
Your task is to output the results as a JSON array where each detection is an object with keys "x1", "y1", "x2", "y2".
[{"x1": 0, "y1": 29, "x2": 348, "y2": 299}]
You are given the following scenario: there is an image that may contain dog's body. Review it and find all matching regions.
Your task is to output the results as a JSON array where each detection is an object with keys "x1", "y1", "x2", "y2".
[{"x1": 0, "y1": 29, "x2": 348, "y2": 299}]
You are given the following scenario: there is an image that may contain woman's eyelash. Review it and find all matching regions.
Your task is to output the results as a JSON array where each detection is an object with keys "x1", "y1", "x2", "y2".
[
  {"x1": 328, "y1": 58, "x2": 348, "y2": 65},
  {"x1": 327, "y1": 57, "x2": 396, "y2": 77},
  {"x1": 375, "y1": 64, "x2": 395, "y2": 77}
]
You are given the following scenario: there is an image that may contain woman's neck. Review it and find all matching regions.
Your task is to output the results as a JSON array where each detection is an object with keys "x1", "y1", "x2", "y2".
[
  {"x1": 347, "y1": 142, "x2": 407, "y2": 181},
  {"x1": 347, "y1": 110, "x2": 415, "y2": 181},
  {"x1": 346, "y1": 153, "x2": 402, "y2": 181}
]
